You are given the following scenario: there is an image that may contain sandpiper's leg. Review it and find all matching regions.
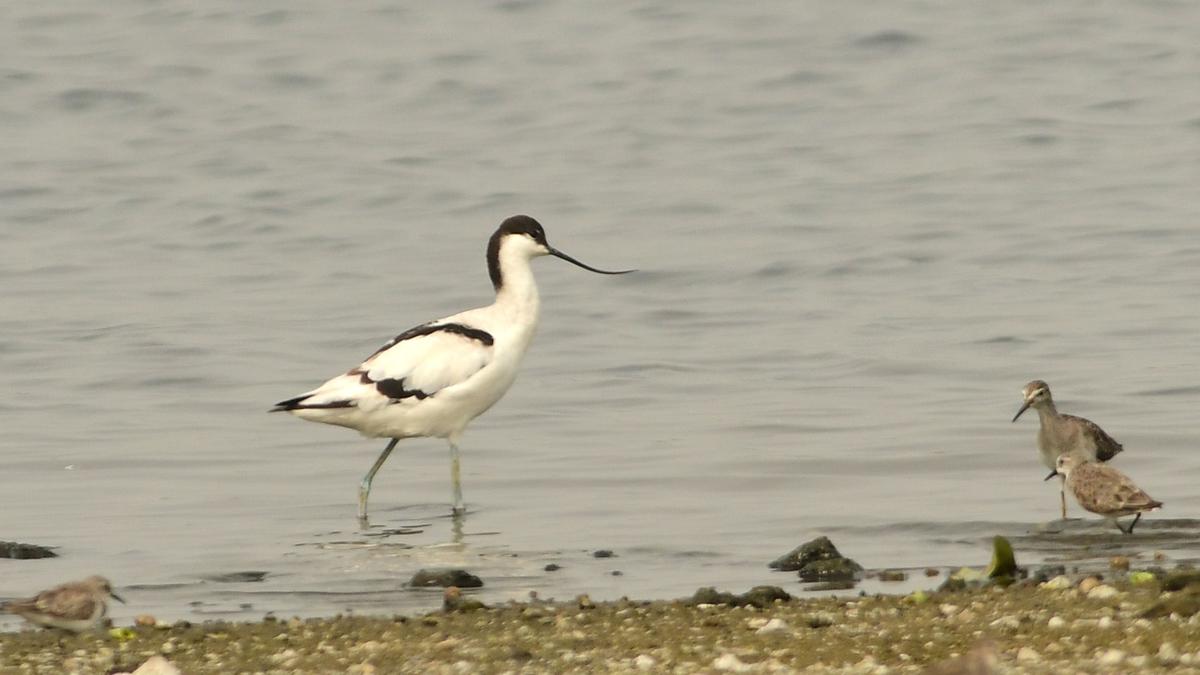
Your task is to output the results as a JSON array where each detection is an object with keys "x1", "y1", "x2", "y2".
[
  {"x1": 449, "y1": 440, "x2": 465, "y2": 515},
  {"x1": 1060, "y1": 482, "x2": 1067, "y2": 520},
  {"x1": 1126, "y1": 512, "x2": 1142, "y2": 534},
  {"x1": 359, "y1": 438, "x2": 399, "y2": 521}
]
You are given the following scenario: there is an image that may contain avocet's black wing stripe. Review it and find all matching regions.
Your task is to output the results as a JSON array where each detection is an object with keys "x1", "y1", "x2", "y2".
[{"x1": 366, "y1": 322, "x2": 494, "y2": 361}]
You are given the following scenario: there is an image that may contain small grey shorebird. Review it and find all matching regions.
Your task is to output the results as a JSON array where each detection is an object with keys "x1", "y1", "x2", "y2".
[
  {"x1": 1012, "y1": 380, "x2": 1124, "y2": 519},
  {"x1": 2, "y1": 575, "x2": 124, "y2": 632},
  {"x1": 272, "y1": 216, "x2": 633, "y2": 521},
  {"x1": 1050, "y1": 454, "x2": 1162, "y2": 534}
]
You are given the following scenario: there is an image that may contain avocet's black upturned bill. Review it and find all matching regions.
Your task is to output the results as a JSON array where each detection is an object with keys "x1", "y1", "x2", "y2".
[{"x1": 271, "y1": 215, "x2": 633, "y2": 520}]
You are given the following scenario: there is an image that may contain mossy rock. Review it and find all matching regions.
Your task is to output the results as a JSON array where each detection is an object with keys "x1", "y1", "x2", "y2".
[
  {"x1": 769, "y1": 536, "x2": 844, "y2": 571},
  {"x1": 798, "y1": 557, "x2": 864, "y2": 583}
]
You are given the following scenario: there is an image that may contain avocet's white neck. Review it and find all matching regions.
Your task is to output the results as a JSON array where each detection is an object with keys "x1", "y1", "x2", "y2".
[{"x1": 490, "y1": 237, "x2": 542, "y2": 325}]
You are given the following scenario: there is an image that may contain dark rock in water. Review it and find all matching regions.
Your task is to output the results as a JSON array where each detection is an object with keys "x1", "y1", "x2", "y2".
[
  {"x1": 878, "y1": 570, "x2": 907, "y2": 582},
  {"x1": 1033, "y1": 565, "x2": 1067, "y2": 584},
  {"x1": 803, "y1": 580, "x2": 857, "y2": 592},
  {"x1": 769, "y1": 536, "x2": 843, "y2": 571},
  {"x1": 409, "y1": 569, "x2": 483, "y2": 589},
  {"x1": 204, "y1": 571, "x2": 268, "y2": 583},
  {"x1": 690, "y1": 585, "x2": 791, "y2": 609},
  {"x1": 1161, "y1": 570, "x2": 1200, "y2": 592},
  {"x1": 543, "y1": 563, "x2": 562, "y2": 572},
  {"x1": 592, "y1": 549, "x2": 615, "y2": 558},
  {"x1": 0, "y1": 541, "x2": 57, "y2": 559},
  {"x1": 798, "y1": 557, "x2": 864, "y2": 583}
]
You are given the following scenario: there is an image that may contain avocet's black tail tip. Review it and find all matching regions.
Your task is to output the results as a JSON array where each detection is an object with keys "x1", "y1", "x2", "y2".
[{"x1": 270, "y1": 395, "x2": 310, "y2": 413}]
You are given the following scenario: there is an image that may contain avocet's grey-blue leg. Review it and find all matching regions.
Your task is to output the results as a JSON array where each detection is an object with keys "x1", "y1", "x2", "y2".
[
  {"x1": 359, "y1": 438, "x2": 399, "y2": 521},
  {"x1": 449, "y1": 439, "x2": 465, "y2": 515}
]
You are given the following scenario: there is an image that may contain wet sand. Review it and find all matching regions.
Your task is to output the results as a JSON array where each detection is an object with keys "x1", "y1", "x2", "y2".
[{"x1": 2, "y1": 575, "x2": 1199, "y2": 674}]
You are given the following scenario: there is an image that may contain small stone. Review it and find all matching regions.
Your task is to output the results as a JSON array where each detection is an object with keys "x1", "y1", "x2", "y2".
[
  {"x1": 1158, "y1": 642, "x2": 1179, "y2": 665},
  {"x1": 1048, "y1": 616, "x2": 1066, "y2": 629},
  {"x1": 806, "y1": 612, "x2": 836, "y2": 629},
  {"x1": 1079, "y1": 577, "x2": 1102, "y2": 594},
  {"x1": 712, "y1": 653, "x2": 752, "y2": 673},
  {"x1": 1098, "y1": 616, "x2": 1114, "y2": 629},
  {"x1": 989, "y1": 615, "x2": 1019, "y2": 630},
  {"x1": 1089, "y1": 584, "x2": 1119, "y2": 600},
  {"x1": 130, "y1": 656, "x2": 182, "y2": 675},
  {"x1": 1098, "y1": 649, "x2": 1125, "y2": 666},
  {"x1": 634, "y1": 654, "x2": 656, "y2": 671},
  {"x1": 592, "y1": 549, "x2": 615, "y2": 558},
  {"x1": 1110, "y1": 556, "x2": 1130, "y2": 571},
  {"x1": 544, "y1": 563, "x2": 561, "y2": 572},
  {"x1": 1041, "y1": 575, "x2": 1072, "y2": 590},
  {"x1": 135, "y1": 614, "x2": 157, "y2": 627},
  {"x1": 939, "y1": 604, "x2": 960, "y2": 617},
  {"x1": 755, "y1": 618, "x2": 789, "y2": 635},
  {"x1": 576, "y1": 594, "x2": 595, "y2": 610},
  {"x1": 924, "y1": 567, "x2": 939, "y2": 577},
  {"x1": 877, "y1": 569, "x2": 907, "y2": 582},
  {"x1": 1017, "y1": 647, "x2": 1040, "y2": 662}
]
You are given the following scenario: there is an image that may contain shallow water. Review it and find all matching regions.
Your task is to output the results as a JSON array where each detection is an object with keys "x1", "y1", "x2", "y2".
[{"x1": 3, "y1": 1, "x2": 1200, "y2": 627}]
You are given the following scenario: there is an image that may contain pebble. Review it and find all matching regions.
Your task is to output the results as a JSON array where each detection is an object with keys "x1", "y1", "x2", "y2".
[
  {"x1": 989, "y1": 615, "x2": 1019, "y2": 630},
  {"x1": 712, "y1": 653, "x2": 753, "y2": 673},
  {"x1": 634, "y1": 654, "x2": 656, "y2": 671},
  {"x1": 924, "y1": 567, "x2": 939, "y2": 577},
  {"x1": 806, "y1": 612, "x2": 836, "y2": 628},
  {"x1": 1041, "y1": 575, "x2": 1072, "y2": 590},
  {"x1": 1158, "y1": 642, "x2": 1179, "y2": 664},
  {"x1": 1079, "y1": 577, "x2": 1102, "y2": 594},
  {"x1": 938, "y1": 604, "x2": 959, "y2": 617},
  {"x1": 1088, "y1": 585, "x2": 1119, "y2": 600},
  {"x1": 1098, "y1": 616, "x2": 1114, "y2": 629},
  {"x1": 1048, "y1": 616, "x2": 1065, "y2": 629},
  {"x1": 755, "y1": 618, "x2": 790, "y2": 636},
  {"x1": 1097, "y1": 648, "x2": 1125, "y2": 666},
  {"x1": 1017, "y1": 647, "x2": 1040, "y2": 662},
  {"x1": 1109, "y1": 556, "x2": 1130, "y2": 571},
  {"x1": 135, "y1": 614, "x2": 158, "y2": 628}
]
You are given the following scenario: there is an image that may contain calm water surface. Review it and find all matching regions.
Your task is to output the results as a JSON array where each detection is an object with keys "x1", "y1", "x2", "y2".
[{"x1": 2, "y1": 1, "x2": 1200, "y2": 626}]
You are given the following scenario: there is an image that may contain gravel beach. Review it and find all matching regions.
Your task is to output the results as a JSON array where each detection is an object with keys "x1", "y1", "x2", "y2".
[{"x1": 3, "y1": 573, "x2": 1199, "y2": 674}]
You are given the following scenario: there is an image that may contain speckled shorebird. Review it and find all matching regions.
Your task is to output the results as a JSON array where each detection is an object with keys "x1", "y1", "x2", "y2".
[
  {"x1": 1051, "y1": 454, "x2": 1162, "y2": 534},
  {"x1": 1, "y1": 575, "x2": 124, "y2": 632},
  {"x1": 1012, "y1": 380, "x2": 1124, "y2": 519},
  {"x1": 272, "y1": 216, "x2": 633, "y2": 521}
]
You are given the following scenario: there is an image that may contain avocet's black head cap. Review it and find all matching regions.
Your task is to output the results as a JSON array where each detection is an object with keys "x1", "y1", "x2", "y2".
[
  {"x1": 487, "y1": 214, "x2": 635, "y2": 290},
  {"x1": 497, "y1": 215, "x2": 548, "y2": 245}
]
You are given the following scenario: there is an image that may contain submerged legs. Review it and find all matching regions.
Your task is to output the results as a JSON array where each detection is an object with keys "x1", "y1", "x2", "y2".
[
  {"x1": 449, "y1": 440, "x2": 465, "y2": 516},
  {"x1": 359, "y1": 438, "x2": 399, "y2": 521}
]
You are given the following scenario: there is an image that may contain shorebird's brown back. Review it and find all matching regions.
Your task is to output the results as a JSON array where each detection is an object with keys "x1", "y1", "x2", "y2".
[
  {"x1": 1068, "y1": 461, "x2": 1160, "y2": 516},
  {"x1": 1061, "y1": 414, "x2": 1123, "y2": 462},
  {"x1": 5, "y1": 583, "x2": 101, "y2": 622}
]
